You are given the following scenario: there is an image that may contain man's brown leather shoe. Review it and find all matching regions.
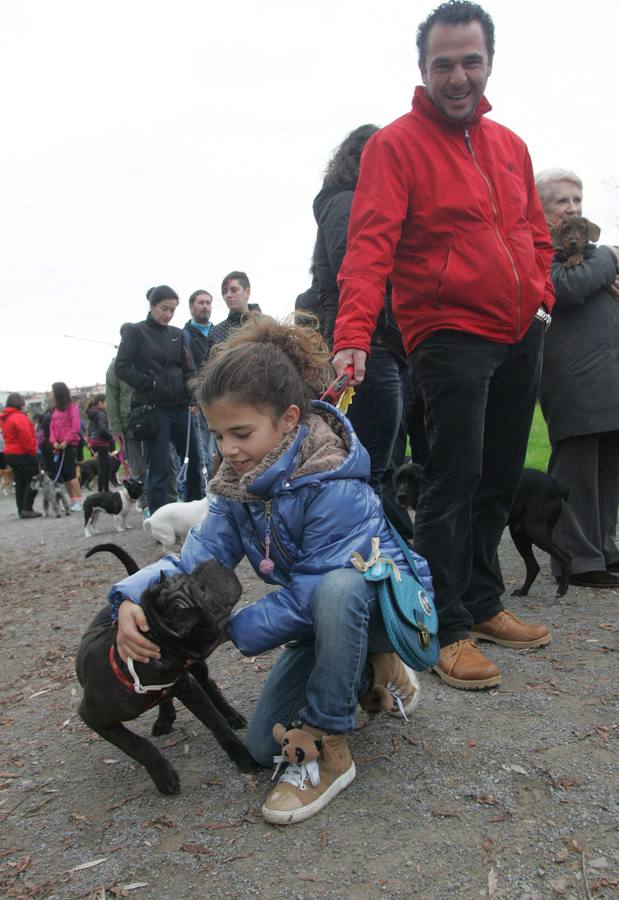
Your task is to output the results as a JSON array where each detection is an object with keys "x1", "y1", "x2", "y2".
[
  {"x1": 433, "y1": 639, "x2": 501, "y2": 690},
  {"x1": 470, "y1": 610, "x2": 550, "y2": 649}
]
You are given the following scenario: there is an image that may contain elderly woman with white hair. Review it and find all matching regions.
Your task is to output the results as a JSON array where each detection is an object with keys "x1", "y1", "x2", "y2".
[{"x1": 535, "y1": 168, "x2": 619, "y2": 588}]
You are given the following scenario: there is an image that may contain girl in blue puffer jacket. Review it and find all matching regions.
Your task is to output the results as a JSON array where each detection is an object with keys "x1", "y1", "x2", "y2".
[{"x1": 112, "y1": 315, "x2": 433, "y2": 826}]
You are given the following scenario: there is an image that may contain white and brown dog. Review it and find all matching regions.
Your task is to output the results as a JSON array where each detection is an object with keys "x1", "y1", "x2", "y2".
[{"x1": 83, "y1": 478, "x2": 144, "y2": 538}]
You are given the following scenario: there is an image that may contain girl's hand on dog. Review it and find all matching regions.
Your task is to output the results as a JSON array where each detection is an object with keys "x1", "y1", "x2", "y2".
[{"x1": 117, "y1": 600, "x2": 161, "y2": 663}]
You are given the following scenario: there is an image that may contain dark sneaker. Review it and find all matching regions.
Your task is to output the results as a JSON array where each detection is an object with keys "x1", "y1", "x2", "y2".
[
  {"x1": 359, "y1": 652, "x2": 420, "y2": 719},
  {"x1": 262, "y1": 724, "x2": 355, "y2": 826},
  {"x1": 568, "y1": 570, "x2": 619, "y2": 588},
  {"x1": 20, "y1": 510, "x2": 42, "y2": 519}
]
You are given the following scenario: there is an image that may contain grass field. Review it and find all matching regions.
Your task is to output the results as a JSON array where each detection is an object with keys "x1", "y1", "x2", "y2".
[{"x1": 524, "y1": 403, "x2": 551, "y2": 471}]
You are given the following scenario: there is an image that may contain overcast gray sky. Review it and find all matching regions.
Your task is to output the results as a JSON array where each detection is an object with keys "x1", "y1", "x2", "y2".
[{"x1": 1, "y1": 0, "x2": 617, "y2": 392}]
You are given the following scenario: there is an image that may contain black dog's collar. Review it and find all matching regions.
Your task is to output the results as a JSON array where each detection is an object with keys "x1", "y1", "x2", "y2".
[{"x1": 108, "y1": 644, "x2": 179, "y2": 706}]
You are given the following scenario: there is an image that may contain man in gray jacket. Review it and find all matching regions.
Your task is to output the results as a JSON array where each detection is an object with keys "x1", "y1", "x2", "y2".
[{"x1": 536, "y1": 169, "x2": 619, "y2": 588}]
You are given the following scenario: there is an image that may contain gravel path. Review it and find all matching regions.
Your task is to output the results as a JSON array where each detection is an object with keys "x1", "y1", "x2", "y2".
[{"x1": 0, "y1": 489, "x2": 617, "y2": 899}]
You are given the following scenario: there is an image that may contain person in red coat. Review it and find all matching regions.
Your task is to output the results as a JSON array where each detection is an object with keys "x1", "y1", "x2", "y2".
[
  {"x1": 332, "y1": 1, "x2": 553, "y2": 689},
  {"x1": 0, "y1": 393, "x2": 41, "y2": 519}
]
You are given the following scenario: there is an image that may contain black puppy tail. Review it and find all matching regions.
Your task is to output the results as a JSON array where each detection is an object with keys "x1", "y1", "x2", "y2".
[{"x1": 84, "y1": 543, "x2": 140, "y2": 575}]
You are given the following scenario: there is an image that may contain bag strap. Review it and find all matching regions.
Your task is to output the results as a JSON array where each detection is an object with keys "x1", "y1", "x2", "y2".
[{"x1": 385, "y1": 519, "x2": 423, "y2": 581}]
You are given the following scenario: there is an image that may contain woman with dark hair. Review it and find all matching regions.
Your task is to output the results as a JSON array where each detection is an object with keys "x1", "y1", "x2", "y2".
[
  {"x1": 115, "y1": 285, "x2": 202, "y2": 514},
  {"x1": 0, "y1": 393, "x2": 41, "y2": 518},
  {"x1": 50, "y1": 381, "x2": 83, "y2": 510},
  {"x1": 312, "y1": 125, "x2": 412, "y2": 538}
]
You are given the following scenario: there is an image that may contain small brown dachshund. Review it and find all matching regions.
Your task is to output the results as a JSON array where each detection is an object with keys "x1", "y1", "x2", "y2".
[{"x1": 550, "y1": 215, "x2": 601, "y2": 268}]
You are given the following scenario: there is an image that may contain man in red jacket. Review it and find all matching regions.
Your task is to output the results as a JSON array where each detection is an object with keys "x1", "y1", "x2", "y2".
[{"x1": 332, "y1": 1, "x2": 554, "y2": 689}]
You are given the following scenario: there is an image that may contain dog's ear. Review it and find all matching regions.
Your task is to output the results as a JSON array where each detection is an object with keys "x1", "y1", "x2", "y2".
[
  {"x1": 549, "y1": 223, "x2": 563, "y2": 248},
  {"x1": 584, "y1": 218, "x2": 601, "y2": 242}
]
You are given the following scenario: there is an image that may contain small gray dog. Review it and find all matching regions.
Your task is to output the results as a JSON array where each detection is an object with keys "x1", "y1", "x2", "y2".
[{"x1": 31, "y1": 471, "x2": 71, "y2": 517}]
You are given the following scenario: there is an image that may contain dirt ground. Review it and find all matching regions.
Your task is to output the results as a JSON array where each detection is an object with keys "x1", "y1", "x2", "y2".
[{"x1": 0, "y1": 487, "x2": 617, "y2": 900}]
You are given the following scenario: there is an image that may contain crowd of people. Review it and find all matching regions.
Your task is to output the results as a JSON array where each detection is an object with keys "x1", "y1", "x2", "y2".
[{"x1": 1, "y1": 0, "x2": 618, "y2": 829}]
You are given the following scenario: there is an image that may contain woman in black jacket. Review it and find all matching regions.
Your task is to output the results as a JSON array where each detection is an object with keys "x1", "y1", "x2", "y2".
[
  {"x1": 115, "y1": 286, "x2": 202, "y2": 514},
  {"x1": 313, "y1": 125, "x2": 413, "y2": 538}
]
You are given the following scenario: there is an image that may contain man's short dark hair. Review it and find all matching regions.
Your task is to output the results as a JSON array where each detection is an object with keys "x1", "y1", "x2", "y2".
[
  {"x1": 417, "y1": 1, "x2": 495, "y2": 66},
  {"x1": 221, "y1": 271, "x2": 250, "y2": 293},
  {"x1": 189, "y1": 289, "x2": 213, "y2": 306}
]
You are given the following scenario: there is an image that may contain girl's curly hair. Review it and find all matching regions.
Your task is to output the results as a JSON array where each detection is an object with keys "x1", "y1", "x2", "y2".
[{"x1": 195, "y1": 314, "x2": 332, "y2": 420}]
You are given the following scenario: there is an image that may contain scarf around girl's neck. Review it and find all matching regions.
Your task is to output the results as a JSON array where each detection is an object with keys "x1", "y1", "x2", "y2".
[{"x1": 208, "y1": 411, "x2": 348, "y2": 504}]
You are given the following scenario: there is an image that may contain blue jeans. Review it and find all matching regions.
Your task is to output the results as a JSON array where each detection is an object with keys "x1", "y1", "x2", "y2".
[
  {"x1": 409, "y1": 323, "x2": 544, "y2": 646},
  {"x1": 245, "y1": 569, "x2": 393, "y2": 767},
  {"x1": 145, "y1": 407, "x2": 203, "y2": 513}
]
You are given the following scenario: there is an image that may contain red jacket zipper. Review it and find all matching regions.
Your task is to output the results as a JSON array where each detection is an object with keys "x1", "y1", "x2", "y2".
[{"x1": 463, "y1": 127, "x2": 522, "y2": 338}]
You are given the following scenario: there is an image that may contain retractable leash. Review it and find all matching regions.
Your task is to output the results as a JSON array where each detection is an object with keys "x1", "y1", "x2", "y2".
[
  {"x1": 320, "y1": 365, "x2": 356, "y2": 411},
  {"x1": 51, "y1": 450, "x2": 65, "y2": 484},
  {"x1": 196, "y1": 421, "x2": 209, "y2": 487},
  {"x1": 176, "y1": 410, "x2": 193, "y2": 490}
]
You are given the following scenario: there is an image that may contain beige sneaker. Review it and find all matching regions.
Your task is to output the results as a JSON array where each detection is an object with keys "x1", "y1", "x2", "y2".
[
  {"x1": 359, "y1": 652, "x2": 420, "y2": 720},
  {"x1": 261, "y1": 724, "x2": 355, "y2": 826}
]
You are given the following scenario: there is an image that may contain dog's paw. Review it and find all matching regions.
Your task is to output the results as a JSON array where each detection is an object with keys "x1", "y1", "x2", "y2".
[
  {"x1": 151, "y1": 761, "x2": 181, "y2": 795},
  {"x1": 511, "y1": 587, "x2": 527, "y2": 597},
  {"x1": 233, "y1": 750, "x2": 260, "y2": 774},
  {"x1": 151, "y1": 717, "x2": 176, "y2": 737},
  {"x1": 227, "y1": 711, "x2": 248, "y2": 730}
]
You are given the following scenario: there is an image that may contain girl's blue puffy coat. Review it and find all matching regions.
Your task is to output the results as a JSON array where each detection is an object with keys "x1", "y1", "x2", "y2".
[{"x1": 109, "y1": 402, "x2": 433, "y2": 656}]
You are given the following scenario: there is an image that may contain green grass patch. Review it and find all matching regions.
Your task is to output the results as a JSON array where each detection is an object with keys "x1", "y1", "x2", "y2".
[
  {"x1": 405, "y1": 403, "x2": 551, "y2": 471},
  {"x1": 524, "y1": 404, "x2": 550, "y2": 471}
]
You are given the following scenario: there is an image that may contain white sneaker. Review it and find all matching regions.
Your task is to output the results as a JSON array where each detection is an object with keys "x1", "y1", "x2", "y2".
[{"x1": 70, "y1": 501, "x2": 82, "y2": 512}]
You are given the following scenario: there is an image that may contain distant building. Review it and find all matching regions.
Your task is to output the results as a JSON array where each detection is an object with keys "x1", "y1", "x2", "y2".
[{"x1": 0, "y1": 383, "x2": 107, "y2": 416}]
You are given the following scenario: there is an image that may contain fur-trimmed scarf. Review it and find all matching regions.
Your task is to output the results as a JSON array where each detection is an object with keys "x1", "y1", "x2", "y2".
[{"x1": 208, "y1": 411, "x2": 349, "y2": 503}]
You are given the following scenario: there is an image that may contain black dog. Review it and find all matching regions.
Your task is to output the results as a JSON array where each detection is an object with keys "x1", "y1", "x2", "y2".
[
  {"x1": 83, "y1": 478, "x2": 144, "y2": 537},
  {"x1": 79, "y1": 453, "x2": 122, "y2": 489},
  {"x1": 392, "y1": 462, "x2": 571, "y2": 597},
  {"x1": 76, "y1": 543, "x2": 256, "y2": 794}
]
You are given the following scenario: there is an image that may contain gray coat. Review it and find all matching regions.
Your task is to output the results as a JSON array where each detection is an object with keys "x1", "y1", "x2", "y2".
[{"x1": 540, "y1": 245, "x2": 619, "y2": 444}]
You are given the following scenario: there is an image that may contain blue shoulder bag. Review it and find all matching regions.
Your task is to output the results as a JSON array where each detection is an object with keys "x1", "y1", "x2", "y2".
[{"x1": 352, "y1": 524, "x2": 439, "y2": 672}]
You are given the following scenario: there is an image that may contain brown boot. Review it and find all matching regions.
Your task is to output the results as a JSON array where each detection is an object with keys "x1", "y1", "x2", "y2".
[
  {"x1": 359, "y1": 652, "x2": 420, "y2": 719},
  {"x1": 261, "y1": 724, "x2": 355, "y2": 825},
  {"x1": 470, "y1": 610, "x2": 550, "y2": 649},
  {"x1": 434, "y1": 639, "x2": 501, "y2": 690}
]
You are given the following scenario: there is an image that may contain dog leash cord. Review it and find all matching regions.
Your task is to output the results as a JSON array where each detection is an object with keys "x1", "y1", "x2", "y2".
[{"x1": 126, "y1": 657, "x2": 178, "y2": 694}]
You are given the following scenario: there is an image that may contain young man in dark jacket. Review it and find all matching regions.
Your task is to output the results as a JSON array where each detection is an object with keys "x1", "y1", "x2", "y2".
[
  {"x1": 209, "y1": 271, "x2": 261, "y2": 347},
  {"x1": 183, "y1": 289, "x2": 213, "y2": 369},
  {"x1": 332, "y1": 1, "x2": 554, "y2": 690}
]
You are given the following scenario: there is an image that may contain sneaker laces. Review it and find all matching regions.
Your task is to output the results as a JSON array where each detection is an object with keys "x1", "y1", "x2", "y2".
[
  {"x1": 271, "y1": 755, "x2": 321, "y2": 790},
  {"x1": 386, "y1": 680, "x2": 410, "y2": 721}
]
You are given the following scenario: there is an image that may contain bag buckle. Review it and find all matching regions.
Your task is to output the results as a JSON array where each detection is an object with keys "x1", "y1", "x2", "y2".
[{"x1": 418, "y1": 628, "x2": 431, "y2": 650}]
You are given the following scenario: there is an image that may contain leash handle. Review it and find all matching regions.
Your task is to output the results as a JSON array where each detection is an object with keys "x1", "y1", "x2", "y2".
[{"x1": 321, "y1": 365, "x2": 355, "y2": 406}]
